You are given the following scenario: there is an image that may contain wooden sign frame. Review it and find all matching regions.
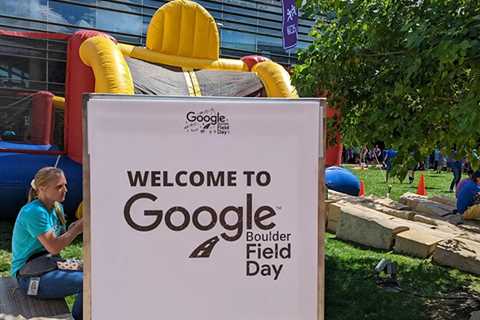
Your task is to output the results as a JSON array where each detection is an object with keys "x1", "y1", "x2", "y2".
[{"x1": 82, "y1": 95, "x2": 326, "y2": 320}]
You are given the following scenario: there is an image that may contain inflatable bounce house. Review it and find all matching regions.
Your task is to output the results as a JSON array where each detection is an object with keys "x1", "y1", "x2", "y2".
[{"x1": 0, "y1": 0, "x2": 300, "y2": 219}]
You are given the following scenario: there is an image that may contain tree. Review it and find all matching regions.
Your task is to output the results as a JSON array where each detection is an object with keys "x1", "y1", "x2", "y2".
[{"x1": 292, "y1": 0, "x2": 480, "y2": 177}]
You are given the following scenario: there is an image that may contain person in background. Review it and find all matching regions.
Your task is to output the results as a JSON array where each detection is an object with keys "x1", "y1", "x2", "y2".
[
  {"x1": 433, "y1": 148, "x2": 442, "y2": 173},
  {"x1": 373, "y1": 144, "x2": 383, "y2": 163},
  {"x1": 360, "y1": 145, "x2": 369, "y2": 169},
  {"x1": 11, "y1": 167, "x2": 83, "y2": 320},
  {"x1": 448, "y1": 157, "x2": 463, "y2": 192},
  {"x1": 383, "y1": 148, "x2": 397, "y2": 182}
]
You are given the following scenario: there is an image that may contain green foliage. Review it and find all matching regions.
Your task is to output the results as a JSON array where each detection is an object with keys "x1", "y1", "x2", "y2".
[{"x1": 293, "y1": 0, "x2": 480, "y2": 176}]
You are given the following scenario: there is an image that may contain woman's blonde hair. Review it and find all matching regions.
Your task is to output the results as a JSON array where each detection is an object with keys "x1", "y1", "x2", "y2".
[
  {"x1": 28, "y1": 167, "x2": 65, "y2": 202},
  {"x1": 28, "y1": 167, "x2": 67, "y2": 225}
]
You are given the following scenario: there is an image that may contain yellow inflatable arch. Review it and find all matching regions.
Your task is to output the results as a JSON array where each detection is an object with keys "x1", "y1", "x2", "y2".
[{"x1": 79, "y1": 0, "x2": 298, "y2": 98}]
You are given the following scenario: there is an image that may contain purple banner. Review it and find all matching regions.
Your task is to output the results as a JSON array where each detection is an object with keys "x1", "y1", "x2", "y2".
[{"x1": 281, "y1": 0, "x2": 298, "y2": 50}]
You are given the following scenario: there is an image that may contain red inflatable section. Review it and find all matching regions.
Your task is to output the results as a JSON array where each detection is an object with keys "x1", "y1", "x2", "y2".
[
  {"x1": 65, "y1": 30, "x2": 113, "y2": 163},
  {"x1": 30, "y1": 91, "x2": 54, "y2": 145},
  {"x1": 325, "y1": 106, "x2": 343, "y2": 167},
  {"x1": 241, "y1": 55, "x2": 269, "y2": 71}
]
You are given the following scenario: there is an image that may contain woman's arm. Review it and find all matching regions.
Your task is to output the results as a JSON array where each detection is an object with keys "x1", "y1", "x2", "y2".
[{"x1": 37, "y1": 219, "x2": 83, "y2": 255}]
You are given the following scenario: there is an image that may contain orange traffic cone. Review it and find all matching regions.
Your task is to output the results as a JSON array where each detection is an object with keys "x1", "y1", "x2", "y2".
[
  {"x1": 417, "y1": 174, "x2": 427, "y2": 196},
  {"x1": 359, "y1": 179, "x2": 365, "y2": 197}
]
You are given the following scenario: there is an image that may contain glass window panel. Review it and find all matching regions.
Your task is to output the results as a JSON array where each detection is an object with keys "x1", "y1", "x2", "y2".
[
  {"x1": 72, "y1": 0, "x2": 96, "y2": 4},
  {"x1": 270, "y1": 54, "x2": 290, "y2": 65},
  {"x1": 220, "y1": 48, "x2": 243, "y2": 59},
  {"x1": 196, "y1": 0, "x2": 222, "y2": 10},
  {"x1": 223, "y1": 3, "x2": 257, "y2": 17},
  {"x1": 48, "y1": 61, "x2": 65, "y2": 84},
  {"x1": 48, "y1": 51, "x2": 66, "y2": 61},
  {"x1": 46, "y1": 24, "x2": 79, "y2": 34},
  {"x1": 221, "y1": 29, "x2": 256, "y2": 52},
  {"x1": 0, "y1": 0, "x2": 47, "y2": 21},
  {"x1": 259, "y1": 11, "x2": 282, "y2": 22},
  {"x1": 96, "y1": 8, "x2": 143, "y2": 35},
  {"x1": 257, "y1": 26, "x2": 281, "y2": 37},
  {"x1": 48, "y1": 40, "x2": 67, "y2": 52},
  {"x1": 258, "y1": 3, "x2": 282, "y2": 14},
  {"x1": 143, "y1": 0, "x2": 166, "y2": 9},
  {"x1": 223, "y1": 22, "x2": 257, "y2": 33},
  {"x1": 211, "y1": 11, "x2": 222, "y2": 20},
  {"x1": 0, "y1": 36, "x2": 47, "y2": 59},
  {"x1": 111, "y1": 32, "x2": 142, "y2": 45},
  {"x1": 224, "y1": 12, "x2": 256, "y2": 25},
  {"x1": 298, "y1": 25, "x2": 311, "y2": 35},
  {"x1": 0, "y1": 17, "x2": 47, "y2": 31},
  {"x1": 48, "y1": 1, "x2": 95, "y2": 29},
  {"x1": 142, "y1": 15, "x2": 150, "y2": 37},
  {"x1": 299, "y1": 18, "x2": 315, "y2": 27},
  {"x1": 258, "y1": 19, "x2": 281, "y2": 31},
  {"x1": 224, "y1": 0, "x2": 252, "y2": 8},
  {"x1": 97, "y1": 1, "x2": 141, "y2": 13},
  {"x1": 143, "y1": 8, "x2": 156, "y2": 16},
  {"x1": 47, "y1": 83, "x2": 65, "y2": 95},
  {"x1": 0, "y1": 55, "x2": 46, "y2": 91},
  {"x1": 298, "y1": 34, "x2": 313, "y2": 42},
  {"x1": 257, "y1": 34, "x2": 284, "y2": 55}
]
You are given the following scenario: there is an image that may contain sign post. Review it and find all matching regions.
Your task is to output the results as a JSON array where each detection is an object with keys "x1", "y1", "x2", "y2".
[{"x1": 83, "y1": 95, "x2": 324, "y2": 320}]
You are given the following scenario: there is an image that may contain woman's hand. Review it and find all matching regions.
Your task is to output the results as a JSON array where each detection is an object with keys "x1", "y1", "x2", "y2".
[
  {"x1": 68, "y1": 218, "x2": 84, "y2": 236},
  {"x1": 39, "y1": 218, "x2": 84, "y2": 255}
]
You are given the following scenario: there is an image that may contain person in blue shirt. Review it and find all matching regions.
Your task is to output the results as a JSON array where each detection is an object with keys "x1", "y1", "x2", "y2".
[
  {"x1": 11, "y1": 167, "x2": 84, "y2": 320},
  {"x1": 383, "y1": 149, "x2": 397, "y2": 182},
  {"x1": 456, "y1": 170, "x2": 480, "y2": 220}
]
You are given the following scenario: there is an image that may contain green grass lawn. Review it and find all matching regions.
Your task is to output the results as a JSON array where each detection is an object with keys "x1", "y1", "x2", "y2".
[
  {"x1": 0, "y1": 166, "x2": 479, "y2": 319},
  {"x1": 347, "y1": 164, "x2": 463, "y2": 201}
]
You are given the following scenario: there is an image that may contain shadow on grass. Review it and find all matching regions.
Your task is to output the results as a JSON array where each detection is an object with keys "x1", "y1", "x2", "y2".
[{"x1": 325, "y1": 235, "x2": 479, "y2": 320}]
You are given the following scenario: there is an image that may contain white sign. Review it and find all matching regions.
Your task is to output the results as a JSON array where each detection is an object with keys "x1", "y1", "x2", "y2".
[{"x1": 85, "y1": 96, "x2": 322, "y2": 320}]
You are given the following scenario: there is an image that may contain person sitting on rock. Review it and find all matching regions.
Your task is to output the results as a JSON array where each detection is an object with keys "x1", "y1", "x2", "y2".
[{"x1": 456, "y1": 170, "x2": 480, "y2": 220}]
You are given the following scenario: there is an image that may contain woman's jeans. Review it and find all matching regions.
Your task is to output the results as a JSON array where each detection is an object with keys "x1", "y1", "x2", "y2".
[{"x1": 18, "y1": 270, "x2": 83, "y2": 320}]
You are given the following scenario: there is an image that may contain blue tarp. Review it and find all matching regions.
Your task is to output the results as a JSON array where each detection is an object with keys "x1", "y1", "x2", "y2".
[{"x1": 326, "y1": 166, "x2": 360, "y2": 196}]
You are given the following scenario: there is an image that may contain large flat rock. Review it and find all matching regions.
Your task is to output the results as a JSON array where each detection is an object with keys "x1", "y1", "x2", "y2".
[
  {"x1": 327, "y1": 200, "x2": 356, "y2": 232},
  {"x1": 361, "y1": 202, "x2": 415, "y2": 220},
  {"x1": 335, "y1": 203, "x2": 410, "y2": 249},
  {"x1": 365, "y1": 195, "x2": 410, "y2": 211},
  {"x1": 330, "y1": 193, "x2": 415, "y2": 221},
  {"x1": 400, "y1": 192, "x2": 454, "y2": 216},
  {"x1": 432, "y1": 238, "x2": 480, "y2": 275},
  {"x1": 429, "y1": 195, "x2": 456, "y2": 208},
  {"x1": 394, "y1": 228, "x2": 452, "y2": 258}
]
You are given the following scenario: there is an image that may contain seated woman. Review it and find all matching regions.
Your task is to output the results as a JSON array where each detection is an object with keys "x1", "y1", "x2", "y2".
[
  {"x1": 456, "y1": 170, "x2": 480, "y2": 220},
  {"x1": 11, "y1": 167, "x2": 83, "y2": 320}
]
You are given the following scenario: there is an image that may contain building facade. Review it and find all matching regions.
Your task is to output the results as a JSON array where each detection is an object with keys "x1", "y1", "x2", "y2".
[{"x1": 0, "y1": 0, "x2": 314, "y2": 96}]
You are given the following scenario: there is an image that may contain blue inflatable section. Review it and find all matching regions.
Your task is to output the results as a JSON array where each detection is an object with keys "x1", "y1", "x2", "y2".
[
  {"x1": 0, "y1": 141, "x2": 57, "y2": 151},
  {"x1": 0, "y1": 143, "x2": 82, "y2": 220},
  {"x1": 325, "y1": 166, "x2": 360, "y2": 196}
]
